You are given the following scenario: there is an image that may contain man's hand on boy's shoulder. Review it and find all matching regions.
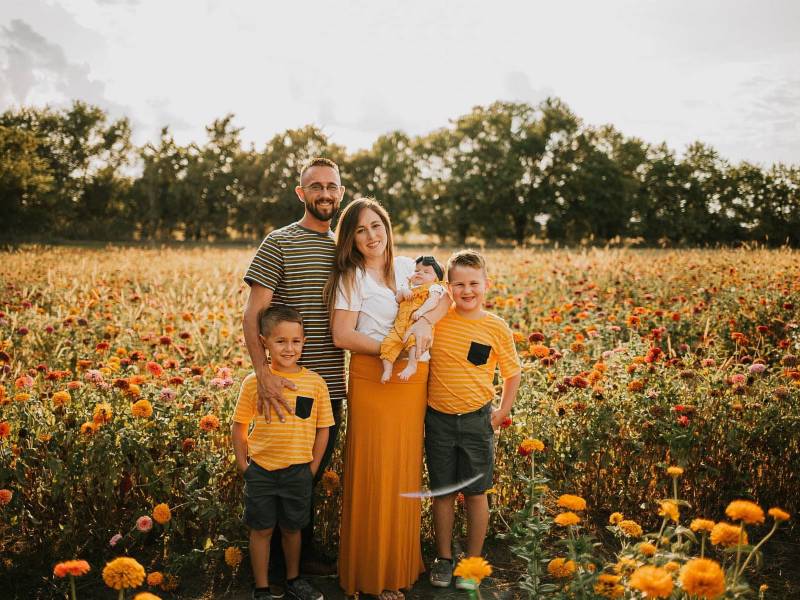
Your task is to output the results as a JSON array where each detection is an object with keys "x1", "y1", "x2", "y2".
[
  {"x1": 490, "y1": 408, "x2": 510, "y2": 431},
  {"x1": 255, "y1": 363, "x2": 296, "y2": 423}
]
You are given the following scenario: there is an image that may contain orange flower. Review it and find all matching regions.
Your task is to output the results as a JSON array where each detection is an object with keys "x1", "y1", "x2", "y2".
[
  {"x1": 547, "y1": 557, "x2": 576, "y2": 578},
  {"x1": 618, "y1": 520, "x2": 643, "y2": 537},
  {"x1": 52, "y1": 390, "x2": 71, "y2": 406},
  {"x1": 529, "y1": 344, "x2": 550, "y2": 359},
  {"x1": 554, "y1": 512, "x2": 581, "y2": 526},
  {"x1": 93, "y1": 403, "x2": 113, "y2": 424},
  {"x1": 690, "y1": 518, "x2": 716, "y2": 533},
  {"x1": 725, "y1": 500, "x2": 764, "y2": 525},
  {"x1": 609, "y1": 512, "x2": 624, "y2": 525},
  {"x1": 680, "y1": 558, "x2": 725, "y2": 599},
  {"x1": 557, "y1": 494, "x2": 587, "y2": 511},
  {"x1": 518, "y1": 438, "x2": 545, "y2": 455},
  {"x1": 54, "y1": 560, "x2": 91, "y2": 577},
  {"x1": 199, "y1": 414, "x2": 220, "y2": 431},
  {"x1": 639, "y1": 542, "x2": 657, "y2": 556},
  {"x1": 102, "y1": 557, "x2": 145, "y2": 590},
  {"x1": 658, "y1": 500, "x2": 680, "y2": 522},
  {"x1": 153, "y1": 503, "x2": 171, "y2": 524},
  {"x1": 146, "y1": 571, "x2": 164, "y2": 586},
  {"x1": 81, "y1": 422, "x2": 99, "y2": 435},
  {"x1": 710, "y1": 522, "x2": 747, "y2": 547},
  {"x1": 321, "y1": 470, "x2": 340, "y2": 495},
  {"x1": 629, "y1": 566, "x2": 674, "y2": 598},
  {"x1": 0, "y1": 488, "x2": 14, "y2": 505},
  {"x1": 0, "y1": 421, "x2": 10, "y2": 438},
  {"x1": 224, "y1": 546, "x2": 243, "y2": 568},
  {"x1": 768, "y1": 507, "x2": 790, "y2": 522},
  {"x1": 131, "y1": 399, "x2": 153, "y2": 418},
  {"x1": 453, "y1": 556, "x2": 492, "y2": 584}
]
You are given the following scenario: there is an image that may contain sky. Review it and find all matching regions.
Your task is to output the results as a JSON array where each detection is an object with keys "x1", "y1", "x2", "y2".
[{"x1": 1, "y1": 0, "x2": 798, "y2": 166}]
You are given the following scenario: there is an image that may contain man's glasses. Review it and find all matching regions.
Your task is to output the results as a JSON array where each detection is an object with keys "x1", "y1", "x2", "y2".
[{"x1": 302, "y1": 183, "x2": 342, "y2": 194}]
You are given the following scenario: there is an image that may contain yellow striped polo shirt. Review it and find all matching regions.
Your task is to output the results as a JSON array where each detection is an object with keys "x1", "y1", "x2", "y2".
[
  {"x1": 428, "y1": 308, "x2": 521, "y2": 414},
  {"x1": 233, "y1": 368, "x2": 334, "y2": 471}
]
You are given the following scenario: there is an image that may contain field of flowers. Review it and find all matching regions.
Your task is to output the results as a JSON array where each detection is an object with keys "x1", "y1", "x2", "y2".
[{"x1": 1, "y1": 245, "x2": 798, "y2": 599}]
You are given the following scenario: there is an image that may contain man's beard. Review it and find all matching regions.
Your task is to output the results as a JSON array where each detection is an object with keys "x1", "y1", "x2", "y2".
[{"x1": 306, "y1": 201, "x2": 338, "y2": 222}]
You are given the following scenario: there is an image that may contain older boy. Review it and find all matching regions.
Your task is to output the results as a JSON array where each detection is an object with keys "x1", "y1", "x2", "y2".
[
  {"x1": 426, "y1": 250, "x2": 522, "y2": 591},
  {"x1": 232, "y1": 305, "x2": 334, "y2": 600}
]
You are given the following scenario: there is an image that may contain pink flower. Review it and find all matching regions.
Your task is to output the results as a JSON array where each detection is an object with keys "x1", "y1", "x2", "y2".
[
  {"x1": 136, "y1": 516, "x2": 153, "y2": 532},
  {"x1": 160, "y1": 387, "x2": 176, "y2": 401},
  {"x1": 730, "y1": 373, "x2": 746, "y2": 385},
  {"x1": 701, "y1": 358, "x2": 716, "y2": 367},
  {"x1": 749, "y1": 363, "x2": 766, "y2": 374},
  {"x1": 109, "y1": 533, "x2": 123, "y2": 547},
  {"x1": 85, "y1": 370, "x2": 104, "y2": 383}
]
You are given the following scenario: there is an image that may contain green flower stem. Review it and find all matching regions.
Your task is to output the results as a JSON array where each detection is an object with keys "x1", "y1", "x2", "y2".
[
  {"x1": 69, "y1": 575, "x2": 76, "y2": 600},
  {"x1": 118, "y1": 590, "x2": 124, "y2": 600},
  {"x1": 700, "y1": 533, "x2": 706, "y2": 558},
  {"x1": 733, "y1": 523, "x2": 745, "y2": 586},
  {"x1": 655, "y1": 517, "x2": 667, "y2": 548},
  {"x1": 672, "y1": 476, "x2": 678, "y2": 501},
  {"x1": 737, "y1": 521, "x2": 779, "y2": 578}
]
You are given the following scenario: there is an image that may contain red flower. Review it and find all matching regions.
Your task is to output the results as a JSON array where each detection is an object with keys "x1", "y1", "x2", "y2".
[
  {"x1": 677, "y1": 415, "x2": 690, "y2": 427},
  {"x1": 500, "y1": 416, "x2": 512, "y2": 429}
]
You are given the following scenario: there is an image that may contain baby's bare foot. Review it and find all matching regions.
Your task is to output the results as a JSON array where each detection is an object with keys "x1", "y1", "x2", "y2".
[{"x1": 398, "y1": 363, "x2": 417, "y2": 381}]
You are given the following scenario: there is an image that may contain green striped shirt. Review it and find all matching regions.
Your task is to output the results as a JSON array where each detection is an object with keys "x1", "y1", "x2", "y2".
[{"x1": 244, "y1": 222, "x2": 345, "y2": 403}]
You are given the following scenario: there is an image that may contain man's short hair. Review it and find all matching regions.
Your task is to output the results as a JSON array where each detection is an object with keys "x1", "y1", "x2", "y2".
[
  {"x1": 258, "y1": 305, "x2": 304, "y2": 337},
  {"x1": 299, "y1": 157, "x2": 340, "y2": 183},
  {"x1": 446, "y1": 249, "x2": 487, "y2": 281}
]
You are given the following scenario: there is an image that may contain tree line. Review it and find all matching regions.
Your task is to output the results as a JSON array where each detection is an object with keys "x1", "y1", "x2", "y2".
[{"x1": 2, "y1": 99, "x2": 798, "y2": 245}]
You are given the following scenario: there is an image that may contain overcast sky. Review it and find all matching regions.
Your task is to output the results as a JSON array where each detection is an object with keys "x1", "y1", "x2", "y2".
[{"x1": 1, "y1": 0, "x2": 798, "y2": 166}]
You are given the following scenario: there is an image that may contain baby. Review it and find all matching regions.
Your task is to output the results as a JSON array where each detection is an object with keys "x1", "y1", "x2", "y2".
[{"x1": 380, "y1": 255, "x2": 446, "y2": 383}]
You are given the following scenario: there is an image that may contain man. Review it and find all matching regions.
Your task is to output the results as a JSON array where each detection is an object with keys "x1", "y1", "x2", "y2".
[{"x1": 242, "y1": 157, "x2": 438, "y2": 578}]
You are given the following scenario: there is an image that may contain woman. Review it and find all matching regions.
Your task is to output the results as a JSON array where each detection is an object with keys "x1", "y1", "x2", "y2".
[{"x1": 326, "y1": 198, "x2": 446, "y2": 599}]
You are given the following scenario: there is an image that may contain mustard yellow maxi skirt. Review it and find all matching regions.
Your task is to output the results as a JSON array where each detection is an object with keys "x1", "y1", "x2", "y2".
[{"x1": 339, "y1": 354, "x2": 427, "y2": 595}]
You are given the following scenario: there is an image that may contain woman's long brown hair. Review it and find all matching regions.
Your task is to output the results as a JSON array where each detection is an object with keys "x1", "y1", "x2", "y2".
[{"x1": 324, "y1": 197, "x2": 395, "y2": 318}]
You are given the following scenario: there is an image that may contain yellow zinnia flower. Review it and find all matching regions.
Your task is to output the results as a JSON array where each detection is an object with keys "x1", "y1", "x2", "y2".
[
  {"x1": 102, "y1": 557, "x2": 145, "y2": 590},
  {"x1": 664, "y1": 561, "x2": 680, "y2": 573},
  {"x1": 131, "y1": 399, "x2": 153, "y2": 418},
  {"x1": 133, "y1": 594, "x2": 162, "y2": 600},
  {"x1": 690, "y1": 518, "x2": 716, "y2": 533},
  {"x1": 768, "y1": 507, "x2": 790, "y2": 522},
  {"x1": 557, "y1": 494, "x2": 587, "y2": 511},
  {"x1": 680, "y1": 558, "x2": 725, "y2": 599},
  {"x1": 710, "y1": 522, "x2": 747, "y2": 547},
  {"x1": 725, "y1": 500, "x2": 764, "y2": 525},
  {"x1": 618, "y1": 519, "x2": 643, "y2": 537},
  {"x1": 547, "y1": 557, "x2": 576, "y2": 578},
  {"x1": 224, "y1": 546, "x2": 243, "y2": 568},
  {"x1": 658, "y1": 500, "x2": 680, "y2": 522},
  {"x1": 666, "y1": 466, "x2": 684, "y2": 477},
  {"x1": 152, "y1": 503, "x2": 171, "y2": 524},
  {"x1": 594, "y1": 573, "x2": 624, "y2": 598},
  {"x1": 629, "y1": 565, "x2": 674, "y2": 598},
  {"x1": 554, "y1": 512, "x2": 581, "y2": 526},
  {"x1": 453, "y1": 556, "x2": 492, "y2": 584},
  {"x1": 52, "y1": 390, "x2": 71, "y2": 406},
  {"x1": 609, "y1": 512, "x2": 624, "y2": 525},
  {"x1": 639, "y1": 542, "x2": 657, "y2": 557}
]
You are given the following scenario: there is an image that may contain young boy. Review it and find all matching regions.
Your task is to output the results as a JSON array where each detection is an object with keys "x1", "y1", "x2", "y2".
[
  {"x1": 426, "y1": 250, "x2": 522, "y2": 590},
  {"x1": 232, "y1": 305, "x2": 333, "y2": 600}
]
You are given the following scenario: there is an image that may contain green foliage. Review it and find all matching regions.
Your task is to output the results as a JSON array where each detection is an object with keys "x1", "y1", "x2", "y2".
[{"x1": 1, "y1": 99, "x2": 800, "y2": 245}]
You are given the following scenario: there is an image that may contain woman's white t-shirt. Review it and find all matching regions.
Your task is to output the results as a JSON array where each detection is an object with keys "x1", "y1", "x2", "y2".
[{"x1": 334, "y1": 256, "x2": 416, "y2": 342}]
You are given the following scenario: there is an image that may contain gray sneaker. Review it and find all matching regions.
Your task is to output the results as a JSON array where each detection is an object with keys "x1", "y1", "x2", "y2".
[
  {"x1": 286, "y1": 578, "x2": 323, "y2": 600},
  {"x1": 429, "y1": 558, "x2": 454, "y2": 588},
  {"x1": 252, "y1": 588, "x2": 283, "y2": 600}
]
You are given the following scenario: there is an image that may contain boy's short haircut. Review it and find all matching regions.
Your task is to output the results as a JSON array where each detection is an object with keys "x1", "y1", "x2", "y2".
[
  {"x1": 258, "y1": 305, "x2": 304, "y2": 337},
  {"x1": 299, "y1": 157, "x2": 340, "y2": 183},
  {"x1": 446, "y1": 249, "x2": 487, "y2": 281}
]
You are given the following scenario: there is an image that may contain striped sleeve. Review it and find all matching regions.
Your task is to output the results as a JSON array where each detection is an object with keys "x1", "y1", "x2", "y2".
[
  {"x1": 232, "y1": 374, "x2": 257, "y2": 424},
  {"x1": 244, "y1": 234, "x2": 284, "y2": 290},
  {"x1": 496, "y1": 322, "x2": 522, "y2": 379}
]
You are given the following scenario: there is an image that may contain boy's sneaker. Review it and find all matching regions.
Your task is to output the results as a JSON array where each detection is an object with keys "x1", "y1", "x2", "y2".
[
  {"x1": 286, "y1": 577, "x2": 323, "y2": 600},
  {"x1": 252, "y1": 588, "x2": 283, "y2": 600},
  {"x1": 455, "y1": 576, "x2": 478, "y2": 591},
  {"x1": 429, "y1": 558, "x2": 454, "y2": 587}
]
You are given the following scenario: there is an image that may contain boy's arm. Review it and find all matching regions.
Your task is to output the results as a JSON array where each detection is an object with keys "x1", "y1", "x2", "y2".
[
  {"x1": 411, "y1": 289, "x2": 444, "y2": 321},
  {"x1": 403, "y1": 289, "x2": 452, "y2": 351},
  {"x1": 310, "y1": 427, "x2": 330, "y2": 476},
  {"x1": 491, "y1": 372, "x2": 521, "y2": 431},
  {"x1": 231, "y1": 422, "x2": 250, "y2": 474}
]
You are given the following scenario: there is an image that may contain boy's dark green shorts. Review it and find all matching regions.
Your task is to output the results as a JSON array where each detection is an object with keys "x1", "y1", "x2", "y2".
[
  {"x1": 242, "y1": 461, "x2": 312, "y2": 531},
  {"x1": 424, "y1": 402, "x2": 494, "y2": 496}
]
